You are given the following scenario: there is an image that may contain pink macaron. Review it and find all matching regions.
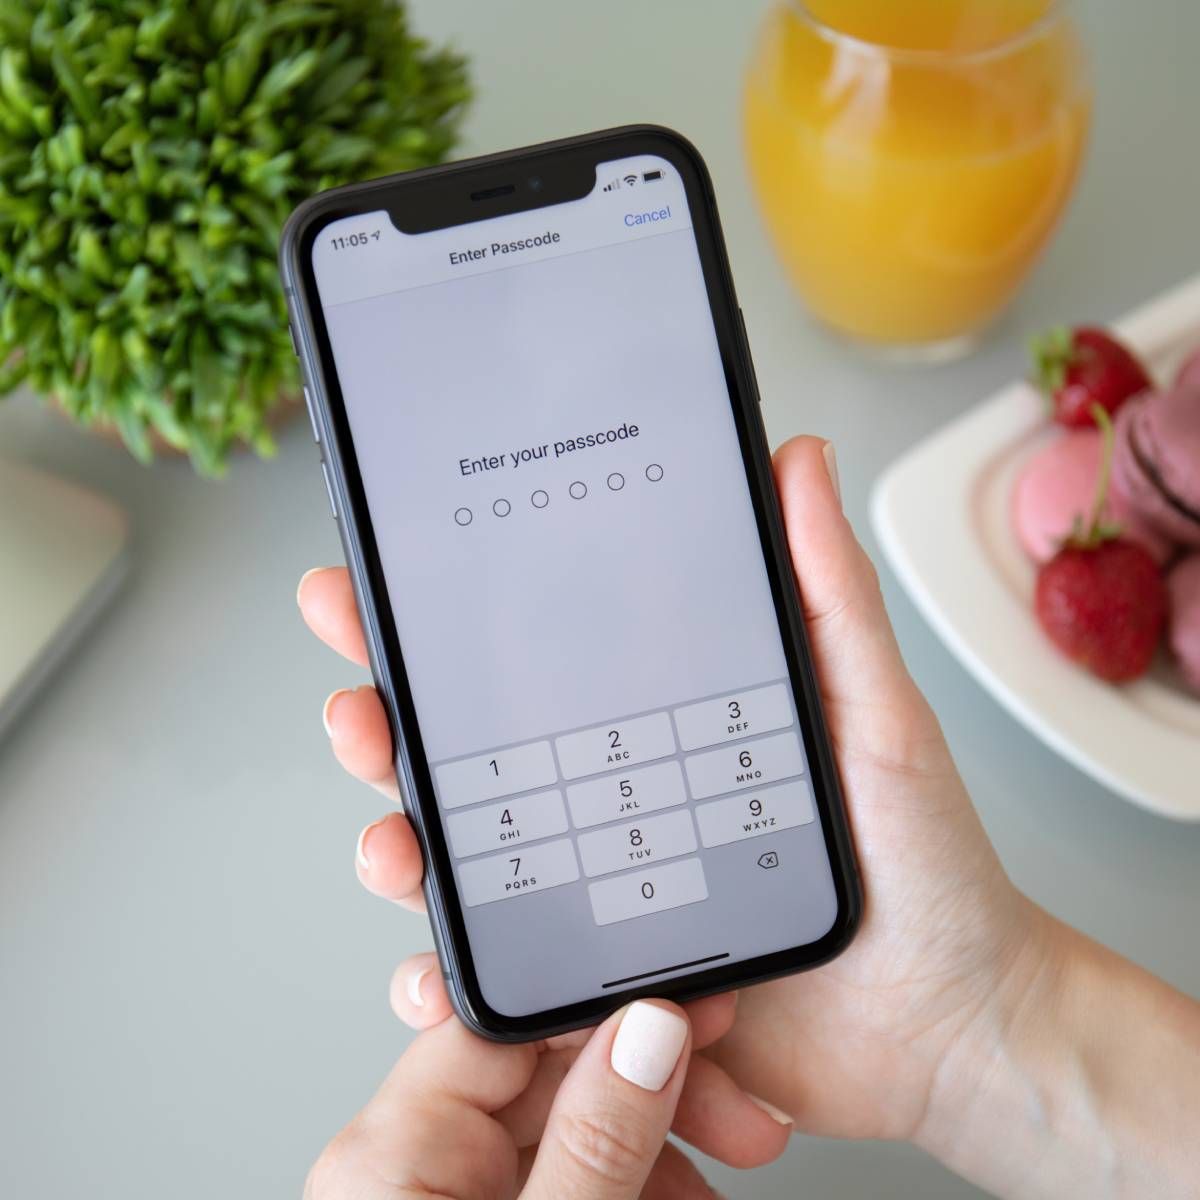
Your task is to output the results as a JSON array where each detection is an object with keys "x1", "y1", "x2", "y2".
[
  {"x1": 1175, "y1": 345, "x2": 1200, "y2": 392},
  {"x1": 1012, "y1": 429, "x2": 1174, "y2": 565},
  {"x1": 1166, "y1": 552, "x2": 1200, "y2": 693},
  {"x1": 1111, "y1": 385, "x2": 1200, "y2": 549}
]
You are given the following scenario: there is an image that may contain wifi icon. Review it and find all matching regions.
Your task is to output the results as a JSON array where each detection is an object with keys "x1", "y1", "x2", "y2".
[{"x1": 623, "y1": 174, "x2": 639, "y2": 187}]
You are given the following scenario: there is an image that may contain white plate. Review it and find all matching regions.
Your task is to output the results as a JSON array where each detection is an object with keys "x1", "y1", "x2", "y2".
[{"x1": 871, "y1": 275, "x2": 1200, "y2": 821}]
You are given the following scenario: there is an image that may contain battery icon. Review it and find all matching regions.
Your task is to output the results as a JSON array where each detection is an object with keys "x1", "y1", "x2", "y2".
[{"x1": 642, "y1": 169, "x2": 663, "y2": 183}]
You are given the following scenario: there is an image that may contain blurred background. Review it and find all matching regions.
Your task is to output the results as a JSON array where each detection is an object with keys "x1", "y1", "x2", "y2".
[{"x1": 1, "y1": 0, "x2": 1198, "y2": 1195}]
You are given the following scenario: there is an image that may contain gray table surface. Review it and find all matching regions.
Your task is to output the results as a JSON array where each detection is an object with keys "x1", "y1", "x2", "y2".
[{"x1": 2, "y1": 2, "x2": 1197, "y2": 1196}]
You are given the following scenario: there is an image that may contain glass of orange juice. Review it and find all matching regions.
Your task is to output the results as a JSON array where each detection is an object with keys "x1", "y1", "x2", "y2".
[{"x1": 744, "y1": 0, "x2": 1091, "y2": 359}]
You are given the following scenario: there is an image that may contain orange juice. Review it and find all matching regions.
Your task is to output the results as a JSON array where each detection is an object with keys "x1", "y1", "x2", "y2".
[{"x1": 744, "y1": 0, "x2": 1091, "y2": 351}]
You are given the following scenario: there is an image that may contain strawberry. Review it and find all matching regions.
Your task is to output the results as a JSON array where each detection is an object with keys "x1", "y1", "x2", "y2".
[
  {"x1": 1034, "y1": 406, "x2": 1167, "y2": 681},
  {"x1": 1032, "y1": 325, "x2": 1152, "y2": 428},
  {"x1": 1036, "y1": 540, "x2": 1167, "y2": 681}
]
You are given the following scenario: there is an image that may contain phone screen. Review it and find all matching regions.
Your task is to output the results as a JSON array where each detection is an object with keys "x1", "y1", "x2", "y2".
[{"x1": 309, "y1": 154, "x2": 840, "y2": 1017}]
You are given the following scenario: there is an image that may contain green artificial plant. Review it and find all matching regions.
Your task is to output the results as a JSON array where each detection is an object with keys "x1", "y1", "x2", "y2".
[{"x1": 0, "y1": 0, "x2": 469, "y2": 473}]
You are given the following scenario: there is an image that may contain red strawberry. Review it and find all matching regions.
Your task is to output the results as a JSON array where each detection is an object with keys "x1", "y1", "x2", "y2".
[
  {"x1": 1034, "y1": 406, "x2": 1167, "y2": 681},
  {"x1": 1032, "y1": 325, "x2": 1152, "y2": 428},
  {"x1": 1035, "y1": 541, "x2": 1167, "y2": 681}
]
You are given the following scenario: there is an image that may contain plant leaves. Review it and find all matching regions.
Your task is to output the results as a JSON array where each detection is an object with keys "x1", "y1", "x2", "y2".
[
  {"x1": 0, "y1": 0, "x2": 470, "y2": 474},
  {"x1": 50, "y1": 38, "x2": 98, "y2": 122}
]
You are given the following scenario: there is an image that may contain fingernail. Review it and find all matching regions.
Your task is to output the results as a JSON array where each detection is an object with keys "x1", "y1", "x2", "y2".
[
  {"x1": 747, "y1": 1092, "x2": 794, "y2": 1126},
  {"x1": 611, "y1": 1001, "x2": 688, "y2": 1092},
  {"x1": 356, "y1": 817, "x2": 386, "y2": 872},
  {"x1": 407, "y1": 965, "x2": 432, "y2": 1008},
  {"x1": 296, "y1": 566, "x2": 323, "y2": 607},
  {"x1": 322, "y1": 688, "x2": 351, "y2": 738},
  {"x1": 822, "y1": 440, "x2": 842, "y2": 507}
]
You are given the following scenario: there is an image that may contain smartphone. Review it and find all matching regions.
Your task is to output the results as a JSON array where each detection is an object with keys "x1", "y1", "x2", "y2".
[{"x1": 280, "y1": 126, "x2": 860, "y2": 1041}]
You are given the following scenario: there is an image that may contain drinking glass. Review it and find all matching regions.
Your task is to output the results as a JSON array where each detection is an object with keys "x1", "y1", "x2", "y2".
[{"x1": 744, "y1": 0, "x2": 1091, "y2": 360}]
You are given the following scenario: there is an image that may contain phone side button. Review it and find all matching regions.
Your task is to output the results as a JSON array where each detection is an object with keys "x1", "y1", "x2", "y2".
[
  {"x1": 302, "y1": 386, "x2": 320, "y2": 444},
  {"x1": 425, "y1": 901, "x2": 452, "y2": 979},
  {"x1": 738, "y1": 308, "x2": 761, "y2": 404},
  {"x1": 320, "y1": 461, "x2": 338, "y2": 519},
  {"x1": 283, "y1": 292, "x2": 301, "y2": 358}
]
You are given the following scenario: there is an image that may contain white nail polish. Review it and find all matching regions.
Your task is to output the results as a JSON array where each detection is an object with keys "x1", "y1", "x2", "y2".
[
  {"x1": 822, "y1": 440, "x2": 842, "y2": 506},
  {"x1": 322, "y1": 689, "x2": 349, "y2": 738},
  {"x1": 610, "y1": 1001, "x2": 688, "y2": 1092},
  {"x1": 356, "y1": 820, "x2": 380, "y2": 872},
  {"x1": 747, "y1": 1092, "x2": 794, "y2": 1126},
  {"x1": 296, "y1": 566, "x2": 322, "y2": 607},
  {"x1": 407, "y1": 965, "x2": 431, "y2": 1009}
]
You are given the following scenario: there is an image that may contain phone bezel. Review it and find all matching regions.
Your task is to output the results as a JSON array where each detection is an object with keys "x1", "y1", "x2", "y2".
[{"x1": 280, "y1": 125, "x2": 861, "y2": 1042}]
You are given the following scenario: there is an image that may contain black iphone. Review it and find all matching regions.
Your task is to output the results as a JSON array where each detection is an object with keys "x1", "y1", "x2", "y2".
[{"x1": 279, "y1": 126, "x2": 860, "y2": 1041}]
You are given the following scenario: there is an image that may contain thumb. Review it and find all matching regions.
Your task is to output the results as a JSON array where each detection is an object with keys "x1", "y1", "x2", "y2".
[
  {"x1": 520, "y1": 1000, "x2": 690, "y2": 1200},
  {"x1": 773, "y1": 434, "x2": 913, "y2": 712},
  {"x1": 773, "y1": 435, "x2": 961, "y2": 806}
]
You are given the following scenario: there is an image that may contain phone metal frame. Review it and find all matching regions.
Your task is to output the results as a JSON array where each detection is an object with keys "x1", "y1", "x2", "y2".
[{"x1": 279, "y1": 125, "x2": 861, "y2": 1042}]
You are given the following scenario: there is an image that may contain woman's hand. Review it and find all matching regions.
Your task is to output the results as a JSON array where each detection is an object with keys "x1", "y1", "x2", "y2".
[
  {"x1": 299, "y1": 435, "x2": 1200, "y2": 1198},
  {"x1": 704, "y1": 436, "x2": 1046, "y2": 1142},
  {"x1": 306, "y1": 993, "x2": 791, "y2": 1199},
  {"x1": 308, "y1": 997, "x2": 690, "y2": 1199}
]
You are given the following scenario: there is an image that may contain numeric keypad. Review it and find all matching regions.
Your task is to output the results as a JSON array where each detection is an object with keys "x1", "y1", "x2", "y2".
[{"x1": 433, "y1": 679, "x2": 811, "y2": 924}]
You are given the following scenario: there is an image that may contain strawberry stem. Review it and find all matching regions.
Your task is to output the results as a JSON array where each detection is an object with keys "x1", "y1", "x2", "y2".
[
  {"x1": 1078, "y1": 403, "x2": 1117, "y2": 549},
  {"x1": 1030, "y1": 325, "x2": 1074, "y2": 398}
]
